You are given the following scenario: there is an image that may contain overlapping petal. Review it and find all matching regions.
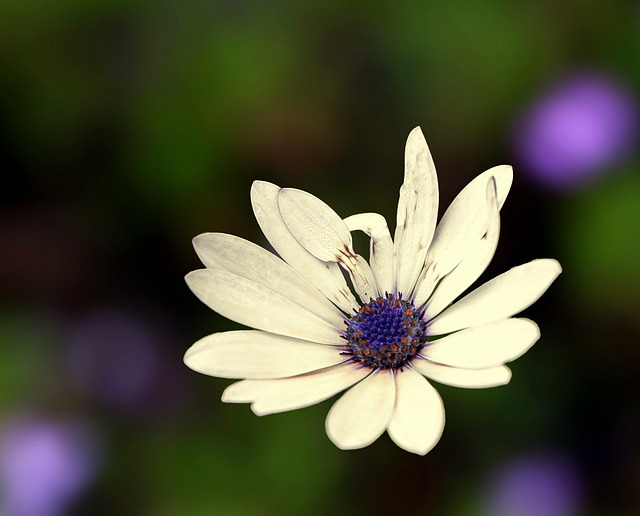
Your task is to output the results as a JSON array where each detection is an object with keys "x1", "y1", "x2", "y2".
[
  {"x1": 184, "y1": 330, "x2": 344, "y2": 380},
  {"x1": 185, "y1": 269, "x2": 342, "y2": 344},
  {"x1": 193, "y1": 233, "x2": 345, "y2": 328},
  {"x1": 326, "y1": 369, "x2": 395, "y2": 450},
  {"x1": 278, "y1": 188, "x2": 377, "y2": 302},
  {"x1": 251, "y1": 181, "x2": 357, "y2": 313},
  {"x1": 414, "y1": 176, "x2": 501, "y2": 306},
  {"x1": 387, "y1": 368, "x2": 445, "y2": 455},
  {"x1": 423, "y1": 177, "x2": 501, "y2": 317},
  {"x1": 224, "y1": 363, "x2": 370, "y2": 416}
]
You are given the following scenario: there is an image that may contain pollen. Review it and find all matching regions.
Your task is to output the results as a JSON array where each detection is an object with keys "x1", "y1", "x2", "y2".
[{"x1": 342, "y1": 293, "x2": 428, "y2": 370}]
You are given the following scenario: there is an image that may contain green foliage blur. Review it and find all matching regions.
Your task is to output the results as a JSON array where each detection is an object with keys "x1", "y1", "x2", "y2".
[{"x1": 1, "y1": 0, "x2": 639, "y2": 514}]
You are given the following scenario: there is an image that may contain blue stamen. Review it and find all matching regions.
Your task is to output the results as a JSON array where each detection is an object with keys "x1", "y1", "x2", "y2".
[{"x1": 342, "y1": 292, "x2": 428, "y2": 370}]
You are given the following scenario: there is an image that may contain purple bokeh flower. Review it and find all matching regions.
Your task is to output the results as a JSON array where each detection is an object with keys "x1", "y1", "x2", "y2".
[
  {"x1": 66, "y1": 308, "x2": 161, "y2": 411},
  {"x1": 0, "y1": 414, "x2": 100, "y2": 516},
  {"x1": 483, "y1": 452, "x2": 584, "y2": 516},
  {"x1": 513, "y1": 72, "x2": 638, "y2": 190}
]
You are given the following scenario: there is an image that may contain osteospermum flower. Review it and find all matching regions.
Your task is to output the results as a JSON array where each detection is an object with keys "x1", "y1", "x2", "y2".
[{"x1": 185, "y1": 127, "x2": 561, "y2": 455}]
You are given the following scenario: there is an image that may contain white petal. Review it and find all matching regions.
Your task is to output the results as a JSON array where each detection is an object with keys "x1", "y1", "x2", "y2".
[
  {"x1": 412, "y1": 359, "x2": 512, "y2": 389},
  {"x1": 394, "y1": 127, "x2": 439, "y2": 296},
  {"x1": 422, "y1": 318, "x2": 540, "y2": 369},
  {"x1": 219, "y1": 362, "x2": 370, "y2": 413},
  {"x1": 344, "y1": 213, "x2": 395, "y2": 295},
  {"x1": 184, "y1": 330, "x2": 344, "y2": 379},
  {"x1": 428, "y1": 259, "x2": 562, "y2": 335},
  {"x1": 423, "y1": 177, "x2": 501, "y2": 317},
  {"x1": 278, "y1": 188, "x2": 377, "y2": 302},
  {"x1": 325, "y1": 368, "x2": 395, "y2": 450},
  {"x1": 221, "y1": 380, "x2": 260, "y2": 403},
  {"x1": 193, "y1": 233, "x2": 344, "y2": 328},
  {"x1": 251, "y1": 181, "x2": 357, "y2": 313},
  {"x1": 185, "y1": 269, "x2": 341, "y2": 344},
  {"x1": 387, "y1": 368, "x2": 445, "y2": 455},
  {"x1": 252, "y1": 363, "x2": 370, "y2": 415}
]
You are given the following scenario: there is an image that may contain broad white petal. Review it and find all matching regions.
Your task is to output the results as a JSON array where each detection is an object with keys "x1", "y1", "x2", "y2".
[
  {"x1": 412, "y1": 359, "x2": 512, "y2": 389},
  {"x1": 326, "y1": 369, "x2": 395, "y2": 450},
  {"x1": 279, "y1": 188, "x2": 377, "y2": 302},
  {"x1": 184, "y1": 330, "x2": 344, "y2": 379},
  {"x1": 394, "y1": 127, "x2": 439, "y2": 296},
  {"x1": 422, "y1": 319, "x2": 539, "y2": 369},
  {"x1": 423, "y1": 177, "x2": 501, "y2": 317},
  {"x1": 220, "y1": 362, "x2": 369, "y2": 413},
  {"x1": 387, "y1": 368, "x2": 445, "y2": 455},
  {"x1": 251, "y1": 181, "x2": 357, "y2": 313},
  {"x1": 429, "y1": 259, "x2": 562, "y2": 335},
  {"x1": 193, "y1": 233, "x2": 344, "y2": 328},
  {"x1": 344, "y1": 213, "x2": 395, "y2": 295},
  {"x1": 185, "y1": 269, "x2": 341, "y2": 345},
  {"x1": 252, "y1": 362, "x2": 370, "y2": 415}
]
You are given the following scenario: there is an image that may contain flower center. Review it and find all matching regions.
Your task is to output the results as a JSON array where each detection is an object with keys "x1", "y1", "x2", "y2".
[{"x1": 342, "y1": 293, "x2": 428, "y2": 370}]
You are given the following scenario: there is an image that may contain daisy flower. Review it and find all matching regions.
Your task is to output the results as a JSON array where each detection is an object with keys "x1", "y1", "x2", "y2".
[{"x1": 184, "y1": 127, "x2": 561, "y2": 455}]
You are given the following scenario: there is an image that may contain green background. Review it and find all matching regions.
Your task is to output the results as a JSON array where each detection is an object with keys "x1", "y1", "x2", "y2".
[{"x1": 1, "y1": 1, "x2": 639, "y2": 514}]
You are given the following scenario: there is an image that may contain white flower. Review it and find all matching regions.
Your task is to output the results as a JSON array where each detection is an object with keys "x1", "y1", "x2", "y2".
[{"x1": 184, "y1": 127, "x2": 561, "y2": 455}]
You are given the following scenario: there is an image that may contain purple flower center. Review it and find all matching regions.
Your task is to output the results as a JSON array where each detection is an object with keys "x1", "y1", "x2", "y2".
[{"x1": 342, "y1": 293, "x2": 428, "y2": 370}]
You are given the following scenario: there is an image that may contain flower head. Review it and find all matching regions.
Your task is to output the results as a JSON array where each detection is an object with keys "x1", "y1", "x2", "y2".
[{"x1": 185, "y1": 127, "x2": 561, "y2": 455}]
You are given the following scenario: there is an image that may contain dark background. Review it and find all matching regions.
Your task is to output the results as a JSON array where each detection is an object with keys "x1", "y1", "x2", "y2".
[{"x1": 1, "y1": 1, "x2": 639, "y2": 514}]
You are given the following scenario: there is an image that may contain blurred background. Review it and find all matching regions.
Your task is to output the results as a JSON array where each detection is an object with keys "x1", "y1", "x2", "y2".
[{"x1": 1, "y1": 1, "x2": 639, "y2": 514}]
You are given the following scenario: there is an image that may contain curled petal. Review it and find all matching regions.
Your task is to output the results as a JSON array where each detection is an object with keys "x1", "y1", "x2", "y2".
[{"x1": 344, "y1": 213, "x2": 395, "y2": 295}]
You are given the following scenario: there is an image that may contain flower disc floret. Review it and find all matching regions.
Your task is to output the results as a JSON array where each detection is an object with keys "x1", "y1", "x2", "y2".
[{"x1": 342, "y1": 293, "x2": 428, "y2": 370}]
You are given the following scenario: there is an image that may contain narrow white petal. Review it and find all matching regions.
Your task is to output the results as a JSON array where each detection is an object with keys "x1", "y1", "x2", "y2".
[
  {"x1": 251, "y1": 362, "x2": 370, "y2": 415},
  {"x1": 220, "y1": 362, "x2": 370, "y2": 413},
  {"x1": 184, "y1": 330, "x2": 344, "y2": 379},
  {"x1": 185, "y1": 269, "x2": 341, "y2": 345},
  {"x1": 422, "y1": 319, "x2": 540, "y2": 369},
  {"x1": 428, "y1": 259, "x2": 562, "y2": 335},
  {"x1": 193, "y1": 233, "x2": 344, "y2": 328},
  {"x1": 387, "y1": 368, "x2": 445, "y2": 455},
  {"x1": 221, "y1": 380, "x2": 261, "y2": 403},
  {"x1": 422, "y1": 178, "x2": 501, "y2": 316},
  {"x1": 344, "y1": 213, "x2": 395, "y2": 295},
  {"x1": 325, "y1": 369, "x2": 395, "y2": 450},
  {"x1": 394, "y1": 127, "x2": 439, "y2": 296},
  {"x1": 412, "y1": 359, "x2": 512, "y2": 389},
  {"x1": 251, "y1": 181, "x2": 357, "y2": 313},
  {"x1": 278, "y1": 188, "x2": 377, "y2": 302}
]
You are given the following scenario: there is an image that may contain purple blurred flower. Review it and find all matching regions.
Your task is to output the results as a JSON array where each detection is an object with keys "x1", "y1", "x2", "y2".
[
  {"x1": 0, "y1": 415, "x2": 100, "y2": 516},
  {"x1": 484, "y1": 452, "x2": 584, "y2": 516},
  {"x1": 513, "y1": 72, "x2": 638, "y2": 190},
  {"x1": 66, "y1": 308, "x2": 161, "y2": 411}
]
